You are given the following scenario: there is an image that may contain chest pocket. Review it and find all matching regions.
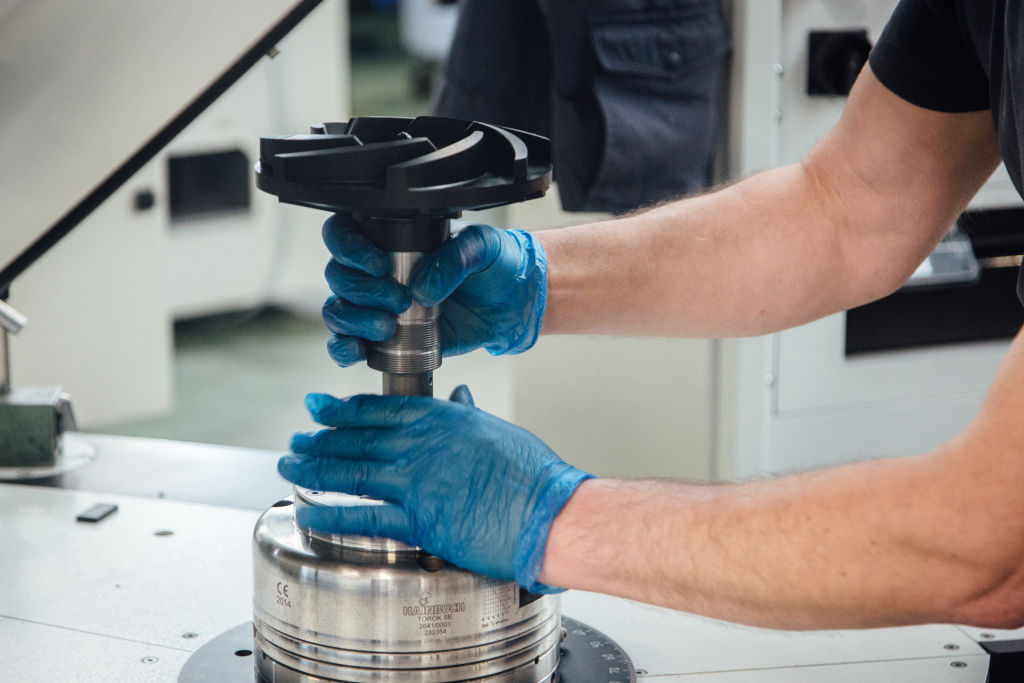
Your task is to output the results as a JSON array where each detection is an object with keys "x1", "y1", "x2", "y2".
[{"x1": 585, "y1": 6, "x2": 729, "y2": 213}]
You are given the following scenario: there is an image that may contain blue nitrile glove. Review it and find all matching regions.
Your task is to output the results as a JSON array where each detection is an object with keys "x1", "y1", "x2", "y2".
[
  {"x1": 321, "y1": 214, "x2": 548, "y2": 367},
  {"x1": 278, "y1": 386, "x2": 593, "y2": 593}
]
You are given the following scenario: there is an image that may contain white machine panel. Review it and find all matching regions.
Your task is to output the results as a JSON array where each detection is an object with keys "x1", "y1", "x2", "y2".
[
  {"x1": 2, "y1": 0, "x2": 348, "y2": 427},
  {"x1": 0, "y1": 0, "x2": 318, "y2": 272}
]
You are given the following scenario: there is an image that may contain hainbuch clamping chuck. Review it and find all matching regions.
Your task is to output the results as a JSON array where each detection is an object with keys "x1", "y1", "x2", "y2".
[{"x1": 256, "y1": 116, "x2": 553, "y2": 397}]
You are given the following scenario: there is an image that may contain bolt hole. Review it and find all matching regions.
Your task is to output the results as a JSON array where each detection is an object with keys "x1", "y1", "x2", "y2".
[
  {"x1": 154, "y1": 530, "x2": 174, "y2": 537},
  {"x1": 235, "y1": 649, "x2": 253, "y2": 657},
  {"x1": 181, "y1": 632, "x2": 199, "y2": 639},
  {"x1": 140, "y1": 656, "x2": 159, "y2": 664},
  {"x1": 636, "y1": 669, "x2": 649, "y2": 676},
  {"x1": 271, "y1": 499, "x2": 293, "y2": 508},
  {"x1": 307, "y1": 491, "x2": 323, "y2": 496},
  {"x1": 944, "y1": 643, "x2": 960, "y2": 650},
  {"x1": 950, "y1": 661, "x2": 968, "y2": 668},
  {"x1": 417, "y1": 554, "x2": 445, "y2": 572},
  {"x1": 980, "y1": 632, "x2": 996, "y2": 639}
]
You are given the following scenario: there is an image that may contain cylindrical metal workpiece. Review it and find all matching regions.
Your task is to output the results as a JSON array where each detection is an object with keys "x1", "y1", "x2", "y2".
[
  {"x1": 253, "y1": 491, "x2": 561, "y2": 682},
  {"x1": 355, "y1": 216, "x2": 451, "y2": 398}
]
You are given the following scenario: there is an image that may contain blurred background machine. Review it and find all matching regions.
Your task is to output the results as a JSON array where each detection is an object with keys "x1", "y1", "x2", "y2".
[
  {"x1": 717, "y1": 0, "x2": 1024, "y2": 479},
  {"x1": 1, "y1": 0, "x2": 348, "y2": 428}
]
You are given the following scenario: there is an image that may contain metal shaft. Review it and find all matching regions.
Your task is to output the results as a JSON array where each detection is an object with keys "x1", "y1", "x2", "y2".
[{"x1": 367, "y1": 251, "x2": 441, "y2": 397}]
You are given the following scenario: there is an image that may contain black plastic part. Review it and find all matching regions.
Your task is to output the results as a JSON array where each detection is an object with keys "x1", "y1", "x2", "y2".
[
  {"x1": 960, "y1": 207, "x2": 1024, "y2": 259},
  {"x1": 277, "y1": 138, "x2": 435, "y2": 184},
  {"x1": 0, "y1": 0, "x2": 326, "y2": 293},
  {"x1": 356, "y1": 215, "x2": 451, "y2": 252},
  {"x1": 257, "y1": 116, "x2": 552, "y2": 217},
  {"x1": 807, "y1": 30, "x2": 873, "y2": 96},
  {"x1": 981, "y1": 639, "x2": 1024, "y2": 682},
  {"x1": 76, "y1": 502, "x2": 118, "y2": 523},
  {"x1": 845, "y1": 265, "x2": 1024, "y2": 355}
]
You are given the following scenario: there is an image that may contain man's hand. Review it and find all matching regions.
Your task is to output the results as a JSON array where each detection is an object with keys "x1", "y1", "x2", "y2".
[
  {"x1": 278, "y1": 386, "x2": 592, "y2": 592},
  {"x1": 321, "y1": 215, "x2": 548, "y2": 366}
]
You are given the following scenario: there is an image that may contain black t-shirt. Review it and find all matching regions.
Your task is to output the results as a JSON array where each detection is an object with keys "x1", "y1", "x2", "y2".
[{"x1": 868, "y1": 0, "x2": 1024, "y2": 300}]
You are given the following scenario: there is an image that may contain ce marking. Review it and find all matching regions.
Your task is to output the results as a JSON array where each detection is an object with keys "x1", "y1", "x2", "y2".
[{"x1": 277, "y1": 582, "x2": 289, "y2": 598}]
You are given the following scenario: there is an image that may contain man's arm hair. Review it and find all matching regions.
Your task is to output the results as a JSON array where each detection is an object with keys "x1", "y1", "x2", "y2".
[{"x1": 537, "y1": 66, "x2": 1002, "y2": 338}]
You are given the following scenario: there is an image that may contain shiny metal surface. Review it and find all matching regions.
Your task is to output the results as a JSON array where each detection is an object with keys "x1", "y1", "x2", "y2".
[
  {"x1": 367, "y1": 250, "x2": 442, "y2": 397},
  {"x1": 253, "y1": 497, "x2": 561, "y2": 681},
  {"x1": 0, "y1": 299, "x2": 24, "y2": 395},
  {"x1": 294, "y1": 487, "x2": 417, "y2": 552},
  {"x1": 382, "y1": 372, "x2": 433, "y2": 397},
  {"x1": 182, "y1": 616, "x2": 634, "y2": 683},
  {"x1": 0, "y1": 298, "x2": 28, "y2": 334}
]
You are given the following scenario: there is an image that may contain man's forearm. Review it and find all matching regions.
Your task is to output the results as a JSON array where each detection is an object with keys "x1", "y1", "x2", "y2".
[
  {"x1": 537, "y1": 164, "x2": 872, "y2": 339},
  {"x1": 540, "y1": 443, "x2": 1024, "y2": 630}
]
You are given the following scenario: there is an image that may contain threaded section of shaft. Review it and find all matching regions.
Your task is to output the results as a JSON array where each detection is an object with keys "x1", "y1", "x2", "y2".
[{"x1": 367, "y1": 322, "x2": 442, "y2": 375}]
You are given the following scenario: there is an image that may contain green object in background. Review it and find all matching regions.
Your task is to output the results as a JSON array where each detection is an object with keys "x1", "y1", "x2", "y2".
[{"x1": 0, "y1": 386, "x2": 75, "y2": 468}]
